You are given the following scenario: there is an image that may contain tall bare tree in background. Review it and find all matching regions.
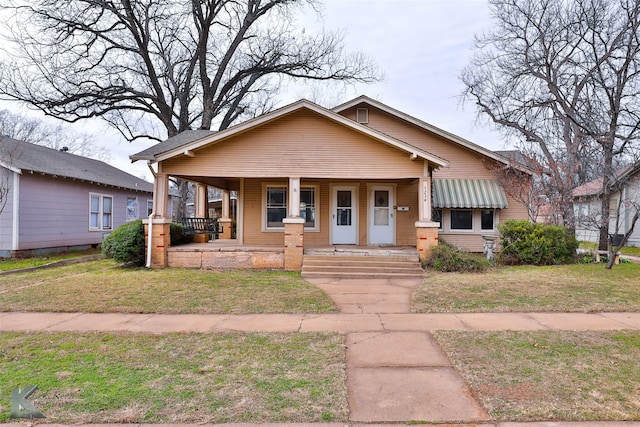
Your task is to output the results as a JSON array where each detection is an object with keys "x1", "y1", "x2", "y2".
[
  {"x1": 0, "y1": 0, "x2": 378, "y2": 216},
  {"x1": 462, "y1": 0, "x2": 640, "y2": 250}
]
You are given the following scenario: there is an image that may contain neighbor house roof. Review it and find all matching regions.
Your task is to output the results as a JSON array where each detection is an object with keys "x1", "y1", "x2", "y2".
[
  {"x1": 0, "y1": 137, "x2": 153, "y2": 192},
  {"x1": 129, "y1": 99, "x2": 449, "y2": 168},
  {"x1": 333, "y1": 96, "x2": 534, "y2": 175},
  {"x1": 573, "y1": 163, "x2": 640, "y2": 198}
]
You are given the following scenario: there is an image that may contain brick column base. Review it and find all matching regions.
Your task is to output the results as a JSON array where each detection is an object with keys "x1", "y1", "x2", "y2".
[
  {"x1": 415, "y1": 221, "x2": 440, "y2": 262},
  {"x1": 218, "y1": 218, "x2": 233, "y2": 240},
  {"x1": 143, "y1": 218, "x2": 172, "y2": 268},
  {"x1": 283, "y1": 217, "x2": 305, "y2": 271}
]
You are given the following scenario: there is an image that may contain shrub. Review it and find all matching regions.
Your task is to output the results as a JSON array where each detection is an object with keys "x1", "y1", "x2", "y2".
[
  {"x1": 170, "y1": 222, "x2": 193, "y2": 245},
  {"x1": 497, "y1": 219, "x2": 578, "y2": 265},
  {"x1": 102, "y1": 219, "x2": 145, "y2": 266},
  {"x1": 424, "y1": 241, "x2": 491, "y2": 273}
]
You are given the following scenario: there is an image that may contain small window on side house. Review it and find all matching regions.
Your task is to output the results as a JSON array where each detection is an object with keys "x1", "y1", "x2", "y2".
[
  {"x1": 126, "y1": 197, "x2": 138, "y2": 221},
  {"x1": 90, "y1": 193, "x2": 113, "y2": 231}
]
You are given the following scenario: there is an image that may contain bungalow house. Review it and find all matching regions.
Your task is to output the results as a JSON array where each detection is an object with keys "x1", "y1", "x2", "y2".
[
  {"x1": 131, "y1": 96, "x2": 531, "y2": 270},
  {"x1": 0, "y1": 137, "x2": 156, "y2": 257},
  {"x1": 573, "y1": 162, "x2": 640, "y2": 247}
]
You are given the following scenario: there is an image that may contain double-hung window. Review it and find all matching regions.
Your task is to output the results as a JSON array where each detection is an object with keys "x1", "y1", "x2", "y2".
[
  {"x1": 481, "y1": 209, "x2": 495, "y2": 231},
  {"x1": 90, "y1": 193, "x2": 113, "y2": 231},
  {"x1": 264, "y1": 184, "x2": 317, "y2": 230},
  {"x1": 450, "y1": 209, "x2": 473, "y2": 230},
  {"x1": 126, "y1": 197, "x2": 138, "y2": 221}
]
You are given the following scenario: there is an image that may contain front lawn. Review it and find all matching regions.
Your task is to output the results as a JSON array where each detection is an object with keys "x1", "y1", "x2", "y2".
[
  {"x1": 414, "y1": 262, "x2": 640, "y2": 313},
  {"x1": 0, "y1": 331, "x2": 347, "y2": 423},
  {"x1": 435, "y1": 330, "x2": 640, "y2": 421},
  {"x1": 0, "y1": 259, "x2": 337, "y2": 314}
]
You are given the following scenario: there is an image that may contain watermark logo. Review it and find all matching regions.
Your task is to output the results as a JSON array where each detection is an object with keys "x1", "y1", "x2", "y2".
[{"x1": 10, "y1": 385, "x2": 46, "y2": 419}]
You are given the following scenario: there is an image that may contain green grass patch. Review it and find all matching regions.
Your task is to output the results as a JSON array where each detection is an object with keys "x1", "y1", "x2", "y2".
[
  {"x1": 0, "y1": 259, "x2": 337, "y2": 314},
  {"x1": 414, "y1": 262, "x2": 640, "y2": 312},
  {"x1": 0, "y1": 249, "x2": 100, "y2": 271},
  {"x1": 434, "y1": 330, "x2": 640, "y2": 421},
  {"x1": 0, "y1": 331, "x2": 347, "y2": 423}
]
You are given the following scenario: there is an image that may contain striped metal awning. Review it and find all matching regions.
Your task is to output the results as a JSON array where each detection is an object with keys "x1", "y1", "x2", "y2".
[{"x1": 432, "y1": 179, "x2": 508, "y2": 209}]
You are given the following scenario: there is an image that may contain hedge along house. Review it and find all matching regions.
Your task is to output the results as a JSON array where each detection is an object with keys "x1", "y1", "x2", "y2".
[{"x1": 131, "y1": 96, "x2": 531, "y2": 270}]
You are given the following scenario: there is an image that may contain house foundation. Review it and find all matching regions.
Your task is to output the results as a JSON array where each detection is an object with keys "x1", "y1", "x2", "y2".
[
  {"x1": 415, "y1": 221, "x2": 440, "y2": 262},
  {"x1": 143, "y1": 218, "x2": 172, "y2": 268},
  {"x1": 283, "y1": 217, "x2": 305, "y2": 271}
]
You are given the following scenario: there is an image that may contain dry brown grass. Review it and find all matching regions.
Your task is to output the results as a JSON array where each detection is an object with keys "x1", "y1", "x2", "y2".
[
  {"x1": 0, "y1": 259, "x2": 337, "y2": 314},
  {"x1": 435, "y1": 330, "x2": 640, "y2": 421},
  {"x1": 414, "y1": 262, "x2": 640, "y2": 312}
]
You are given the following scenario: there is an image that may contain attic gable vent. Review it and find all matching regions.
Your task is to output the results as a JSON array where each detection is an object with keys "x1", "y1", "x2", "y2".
[{"x1": 356, "y1": 108, "x2": 369, "y2": 124}]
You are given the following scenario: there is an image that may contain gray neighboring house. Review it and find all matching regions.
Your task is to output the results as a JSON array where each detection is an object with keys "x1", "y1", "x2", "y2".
[
  {"x1": 573, "y1": 162, "x2": 640, "y2": 247},
  {"x1": 0, "y1": 137, "x2": 155, "y2": 257}
]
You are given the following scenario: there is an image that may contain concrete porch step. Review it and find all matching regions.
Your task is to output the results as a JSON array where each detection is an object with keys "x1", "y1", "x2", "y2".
[{"x1": 301, "y1": 253, "x2": 423, "y2": 279}]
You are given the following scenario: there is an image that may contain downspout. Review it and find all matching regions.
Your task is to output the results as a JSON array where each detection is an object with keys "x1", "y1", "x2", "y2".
[{"x1": 146, "y1": 161, "x2": 157, "y2": 268}]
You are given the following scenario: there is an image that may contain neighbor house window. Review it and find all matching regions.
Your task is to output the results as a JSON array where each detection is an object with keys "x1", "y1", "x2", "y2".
[
  {"x1": 147, "y1": 200, "x2": 153, "y2": 216},
  {"x1": 264, "y1": 184, "x2": 318, "y2": 230},
  {"x1": 432, "y1": 208, "x2": 443, "y2": 230},
  {"x1": 450, "y1": 209, "x2": 473, "y2": 230},
  {"x1": 90, "y1": 193, "x2": 113, "y2": 231},
  {"x1": 481, "y1": 209, "x2": 495, "y2": 230},
  {"x1": 126, "y1": 197, "x2": 138, "y2": 221}
]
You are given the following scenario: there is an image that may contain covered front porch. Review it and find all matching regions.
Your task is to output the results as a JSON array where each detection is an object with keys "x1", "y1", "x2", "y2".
[{"x1": 145, "y1": 175, "x2": 441, "y2": 271}]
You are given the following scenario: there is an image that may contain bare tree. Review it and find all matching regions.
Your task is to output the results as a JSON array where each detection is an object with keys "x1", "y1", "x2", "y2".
[
  {"x1": 0, "y1": 0, "x2": 377, "y2": 140},
  {"x1": 0, "y1": 0, "x2": 378, "y2": 216},
  {"x1": 0, "y1": 109, "x2": 111, "y2": 161},
  {"x1": 462, "y1": 0, "x2": 640, "y2": 251}
]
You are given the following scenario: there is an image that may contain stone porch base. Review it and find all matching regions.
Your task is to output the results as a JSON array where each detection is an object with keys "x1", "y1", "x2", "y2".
[{"x1": 167, "y1": 242, "x2": 284, "y2": 269}]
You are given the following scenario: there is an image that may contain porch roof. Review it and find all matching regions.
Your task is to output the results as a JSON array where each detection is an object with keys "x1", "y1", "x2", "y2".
[
  {"x1": 432, "y1": 179, "x2": 508, "y2": 209},
  {"x1": 129, "y1": 99, "x2": 449, "y2": 169}
]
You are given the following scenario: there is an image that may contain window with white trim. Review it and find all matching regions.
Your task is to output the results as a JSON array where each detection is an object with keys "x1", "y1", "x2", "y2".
[
  {"x1": 264, "y1": 184, "x2": 318, "y2": 230},
  {"x1": 90, "y1": 193, "x2": 113, "y2": 231},
  {"x1": 480, "y1": 209, "x2": 495, "y2": 230},
  {"x1": 126, "y1": 197, "x2": 138, "y2": 221},
  {"x1": 147, "y1": 199, "x2": 153, "y2": 216},
  {"x1": 450, "y1": 209, "x2": 473, "y2": 230},
  {"x1": 432, "y1": 208, "x2": 443, "y2": 230}
]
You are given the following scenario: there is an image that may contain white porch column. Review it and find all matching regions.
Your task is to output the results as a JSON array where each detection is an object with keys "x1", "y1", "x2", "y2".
[
  {"x1": 195, "y1": 183, "x2": 208, "y2": 217},
  {"x1": 222, "y1": 189, "x2": 231, "y2": 219},
  {"x1": 288, "y1": 177, "x2": 301, "y2": 217},
  {"x1": 153, "y1": 173, "x2": 170, "y2": 218},
  {"x1": 219, "y1": 189, "x2": 233, "y2": 240},
  {"x1": 418, "y1": 176, "x2": 432, "y2": 222}
]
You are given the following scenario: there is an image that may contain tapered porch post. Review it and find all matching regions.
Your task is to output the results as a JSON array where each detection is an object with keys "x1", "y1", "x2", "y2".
[
  {"x1": 284, "y1": 177, "x2": 304, "y2": 271},
  {"x1": 144, "y1": 173, "x2": 171, "y2": 268},
  {"x1": 193, "y1": 183, "x2": 209, "y2": 243},
  {"x1": 219, "y1": 189, "x2": 233, "y2": 239},
  {"x1": 416, "y1": 176, "x2": 439, "y2": 261}
]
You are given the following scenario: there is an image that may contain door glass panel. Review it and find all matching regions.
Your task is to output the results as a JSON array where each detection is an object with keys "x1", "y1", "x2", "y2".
[
  {"x1": 373, "y1": 190, "x2": 389, "y2": 225},
  {"x1": 337, "y1": 209, "x2": 352, "y2": 226},
  {"x1": 337, "y1": 191, "x2": 352, "y2": 208}
]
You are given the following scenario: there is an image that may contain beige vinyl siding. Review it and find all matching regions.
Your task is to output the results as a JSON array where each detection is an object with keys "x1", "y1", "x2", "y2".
[
  {"x1": 395, "y1": 181, "x2": 420, "y2": 245},
  {"x1": 161, "y1": 110, "x2": 425, "y2": 179},
  {"x1": 340, "y1": 105, "x2": 501, "y2": 180}
]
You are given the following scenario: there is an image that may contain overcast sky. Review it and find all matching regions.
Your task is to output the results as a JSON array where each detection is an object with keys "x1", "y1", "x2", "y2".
[{"x1": 4, "y1": 0, "x2": 506, "y2": 182}]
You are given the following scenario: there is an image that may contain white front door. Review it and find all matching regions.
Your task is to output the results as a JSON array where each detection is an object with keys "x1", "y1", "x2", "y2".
[
  {"x1": 369, "y1": 185, "x2": 395, "y2": 245},
  {"x1": 331, "y1": 186, "x2": 357, "y2": 244}
]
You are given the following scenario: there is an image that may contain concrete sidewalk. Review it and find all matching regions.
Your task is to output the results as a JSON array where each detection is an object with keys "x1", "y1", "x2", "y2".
[{"x1": 3, "y1": 311, "x2": 640, "y2": 333}]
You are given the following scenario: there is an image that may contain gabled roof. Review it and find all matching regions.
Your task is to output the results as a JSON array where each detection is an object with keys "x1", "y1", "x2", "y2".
[
  {"x1": 333, "y1": 95, "x2": 533, "y2": 175},
  {"x1": 573, "y1": 163, "x2": 640, "y2": 198},
  {"x1": 130, "y1": 99, "x2": 449, "y2": 168},
  {"x1": 0, "y1": 137, "x2": 153, "y2": 192}
]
